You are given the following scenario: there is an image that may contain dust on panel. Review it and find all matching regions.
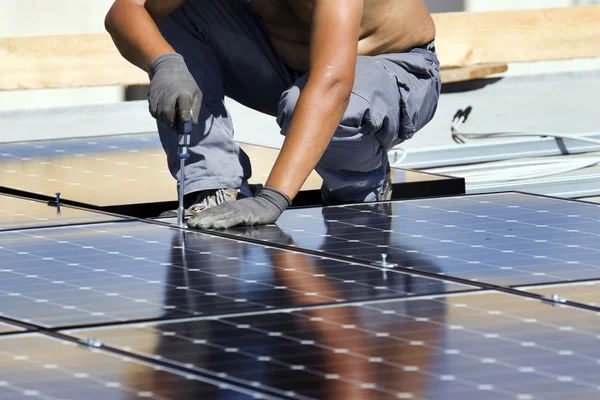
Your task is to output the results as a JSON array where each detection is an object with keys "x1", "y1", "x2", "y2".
[
  {"x1": 0, "y1": 194, "x2": 127, "y2": 231},
  {"x1": 0, "y1": 333, "x2": 271, "y2": 400},
  {"x1": 0, "y1": 220, "x2": 471, "y2": 329},
  {"x1": 66, "y1": 291, "x2": 600, "y2": 400},
  {"x1": 225, "y1": 193, "x2": 600, "y2": 287}
]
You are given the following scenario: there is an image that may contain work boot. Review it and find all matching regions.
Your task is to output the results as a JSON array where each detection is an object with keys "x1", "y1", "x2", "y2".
[
  {"x1": 159, "y1": 182, "x2": 259, "y2": 218},
  {"x1": 159, "y1": 188, "x2": 238, "y2": 218}
]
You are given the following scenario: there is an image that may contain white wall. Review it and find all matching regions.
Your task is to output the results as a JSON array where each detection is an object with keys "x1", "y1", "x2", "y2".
[{"x1": 0, "y1": 0, "x2": 123, "y2": 111}]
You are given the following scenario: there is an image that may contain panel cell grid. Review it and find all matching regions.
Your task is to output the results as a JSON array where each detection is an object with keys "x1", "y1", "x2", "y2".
[
  {"x1": 0, "y1": 194, "x2": 125, "y2": 231},
  {"x1": 0, "y1": 221, "x2": 470, "y2": 328},
  {"x1": 226, "y1": 193, "x2": 600, "y2": 286},
  {"x1": 67, "y1": 291, "x2": 600, "y2": 400},
  {"x1": 0, "y1": 334, "x2": 272, "y2": 399}
]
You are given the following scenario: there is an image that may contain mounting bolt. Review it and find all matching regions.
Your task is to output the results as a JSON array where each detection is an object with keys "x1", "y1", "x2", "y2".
[
  {"x1": 377, "y1": 253, "x2": 397, "y2": 269},
  {"x1": 48, "y1": 192, "x2": 62, "y2": 207},
  {"x1": 548, "y1": 293, "x2": 567, "y2": 306},
  {"x1": 83, "y1": 337, "x2": 103, "y2": 348}
]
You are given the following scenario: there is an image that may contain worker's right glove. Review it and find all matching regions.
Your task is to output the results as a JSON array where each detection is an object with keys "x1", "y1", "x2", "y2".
[{"x1": 149, "y1": 52, "x2": 202, "y2": 131}]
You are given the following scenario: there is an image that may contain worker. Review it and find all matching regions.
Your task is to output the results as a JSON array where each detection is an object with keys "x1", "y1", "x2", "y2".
[{"x1": 104, "y1": 0, "x2": 441, "y2": 229}]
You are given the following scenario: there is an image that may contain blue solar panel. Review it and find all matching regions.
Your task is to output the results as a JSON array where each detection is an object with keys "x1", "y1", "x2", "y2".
[
  {"x1": 224, "y1": 193, "x2": 600, "y2": 287},
  {"x1": 66, "y1": 291, "x2": 600, "y2": 400},
  {"x1": 0, "y1": 220, "x2": 471, "y2": 328},
  {"x1": 0, "y1": 334, "x2": 275, "y2": 399}
]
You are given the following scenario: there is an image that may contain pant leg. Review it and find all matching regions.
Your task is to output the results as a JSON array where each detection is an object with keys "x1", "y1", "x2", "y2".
[
  {"x1": 277, "y1": 48, "x2": 441, "y2": 204},
  {"x1": 157, "y1": 0, "x2": 299, "y2": 194},
  {"x1": 157, "y1": 12, "x2": 250, "y2": 194}
]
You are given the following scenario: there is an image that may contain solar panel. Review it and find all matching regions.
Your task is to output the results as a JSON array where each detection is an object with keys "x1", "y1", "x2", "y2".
[
  {"x1": 65, "y1": 291, "x2": 600, "y2": 400},
  {"x1": 520, "y1": 281, "x2": 600, "y2": 309},
  {"x1": 0, "y1": 334, "x2": 274, "y2": 399},
  {"x1": 0, "y1": 220, "x2": 471, "y2": 329},
  {"x1": 0, "y1": 133, "x2": 463, "y2": 210},
  {"x1": 0, "y1": 194, "x2": 127, "y2": 231},
  {"x1": 224, "y1": 193, "x2": 600, "y2": 287},
  {"x1": 0, "y1": 322, "x2": 23, "y2": 334}
]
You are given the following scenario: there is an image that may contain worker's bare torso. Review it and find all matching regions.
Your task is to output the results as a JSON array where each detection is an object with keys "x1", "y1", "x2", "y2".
[{"x1": 249, "y1": 0, "x2": 436, "y2": 71}]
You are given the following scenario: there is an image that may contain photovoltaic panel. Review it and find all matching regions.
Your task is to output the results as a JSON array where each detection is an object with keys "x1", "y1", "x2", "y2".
[
  {"x1": 0, "y1": 220, "x2": 471, "y2": 329},
  {"x1": 0, "y1": 334, "x2": 275, "y2": 399},
  {"x1": 0, "y1": 134, "x2": 463, "y2": 209},
  {"x1": 66, "y1": 291, "x2": 600, "y2": 400},
  {"x1": 520, "y1": 281, "x2": 600, "y2": 309},
  {"x1": 0, "y1": 322, "x2": 23, "y2": 334},
  {"x1": 224, "y1": 193, "x2": 600, "y2": 287},
  {"x1": 0, "y1": 194, "x2": 127, "y2": 231}
]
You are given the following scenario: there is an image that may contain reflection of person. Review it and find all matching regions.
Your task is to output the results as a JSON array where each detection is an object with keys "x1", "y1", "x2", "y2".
[
  {"x1": 105, "y1": 0, "x2": 441, "y2": 229},
  {"x1": 318, "y1": 202, "x2": 448, "y2": 293},
  {"x1": 154, "y1": 220, "x2": 448, "y2": 399}
]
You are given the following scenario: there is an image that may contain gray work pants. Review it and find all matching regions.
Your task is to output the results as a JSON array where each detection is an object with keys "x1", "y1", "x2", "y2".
[{"x1": 157, "y1": 0, "x2": 441, "y2": 204}]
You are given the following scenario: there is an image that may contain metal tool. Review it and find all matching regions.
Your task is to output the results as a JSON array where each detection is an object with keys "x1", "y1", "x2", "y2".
[{"x1": 176, "y1": 113, "x2": 193, "y2": 227}]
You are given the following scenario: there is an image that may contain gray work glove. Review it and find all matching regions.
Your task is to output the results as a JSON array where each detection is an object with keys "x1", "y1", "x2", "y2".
[
  {"x1": 187, "y1": 187, "x2": 292, "y2": 229},
  {"x1": 149, "y1": 53, "x2": 202, "y2": 130}
]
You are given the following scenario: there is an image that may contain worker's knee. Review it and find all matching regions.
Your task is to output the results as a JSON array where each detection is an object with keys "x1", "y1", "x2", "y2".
[{"x1": 277, "y1": 75, "x2": 386, "y2": 173}]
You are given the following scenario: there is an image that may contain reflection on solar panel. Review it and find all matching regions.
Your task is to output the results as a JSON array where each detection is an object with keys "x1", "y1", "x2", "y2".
[
  {"x1": 0, "y1": 194, "x2": 126, "y2": 231},
  {"x1": 521, "y1": 281, "x2": 600, "y2": 309},
  {"x1": 0, "y1": 334, "x2": 273, "y2": 399},
  {"x1": 3, "y1": 189, "x2": 600, "y2": 399},
  {"x1": 225, "y1": 193, "x2": 600, "y2": 287},
  {"x1": 67, "y1": 291, "x2": 600, "y2": 400},
  {"x1": 0, "y1": 134, "x2": 463, "y2": 209},
  {"x1": 0, "y1": 220, "x2": 471, "y2": 328},
  {"x1": 0, "y1": 322, "x2": 23, "y2": 334}
]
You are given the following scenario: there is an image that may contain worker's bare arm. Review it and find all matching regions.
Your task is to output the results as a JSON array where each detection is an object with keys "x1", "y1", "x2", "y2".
[
  {"x1": 105, "y1": 0, "x2": 184, "y2": 72},
  {"x1": 265, "y1": 0, "x2": 363, "y2": 199}
]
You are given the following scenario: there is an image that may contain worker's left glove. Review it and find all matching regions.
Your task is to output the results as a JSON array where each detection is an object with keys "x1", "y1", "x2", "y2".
[{"x1": 187, "y1": 187, "x2": 292, "y2": 229}]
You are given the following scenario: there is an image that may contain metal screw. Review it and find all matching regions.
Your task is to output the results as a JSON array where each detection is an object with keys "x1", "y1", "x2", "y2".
[
  {"x1": 379, "y1": 253, "x2": 397, "y2": 269},
  {"x1": 83, "y1": 337, "x2": 103, "y2": 348},
  {"x1": 548, "y1": 293, "x2": 567, "y2": 306}
]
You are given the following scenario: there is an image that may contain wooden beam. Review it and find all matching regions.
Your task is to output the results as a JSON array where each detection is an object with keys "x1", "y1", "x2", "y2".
[
  {"x1": 0, "y1": 6, "x2": 599, "y2": 90},
  {"x1": 433, "y1": 5, "x2": 600, "y2": 68},
  {"x1": 0, "y1": 34, "x2": 149, "y2": 91},
  {"x1": 441, "y1": 64, "x2": 508, "y2": 84}
]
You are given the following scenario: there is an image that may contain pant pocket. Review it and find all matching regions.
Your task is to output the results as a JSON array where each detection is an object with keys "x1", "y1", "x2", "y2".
[{"x1": 394, "y1": 55, "x2": 441, "y2": 145}]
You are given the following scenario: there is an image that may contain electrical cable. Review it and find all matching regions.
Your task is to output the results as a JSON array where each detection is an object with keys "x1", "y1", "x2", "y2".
[{"x1": 416, "y1": 106, "x2": 600, "y2": 186}]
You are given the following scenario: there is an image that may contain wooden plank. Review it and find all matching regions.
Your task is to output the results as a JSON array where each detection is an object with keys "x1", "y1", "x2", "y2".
[
  {"x1": 0, "y1": 34, "x2": 148, "y2": 90},
  {"x1": 433, "y1": 5, "x2": 600, "y2": 68},
  {"x1": 441, "y1": 63, "x2": 508, "y2": 84},
  {"x1": 0, "y1": 6, "x2": 599, "y2": 90}
]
